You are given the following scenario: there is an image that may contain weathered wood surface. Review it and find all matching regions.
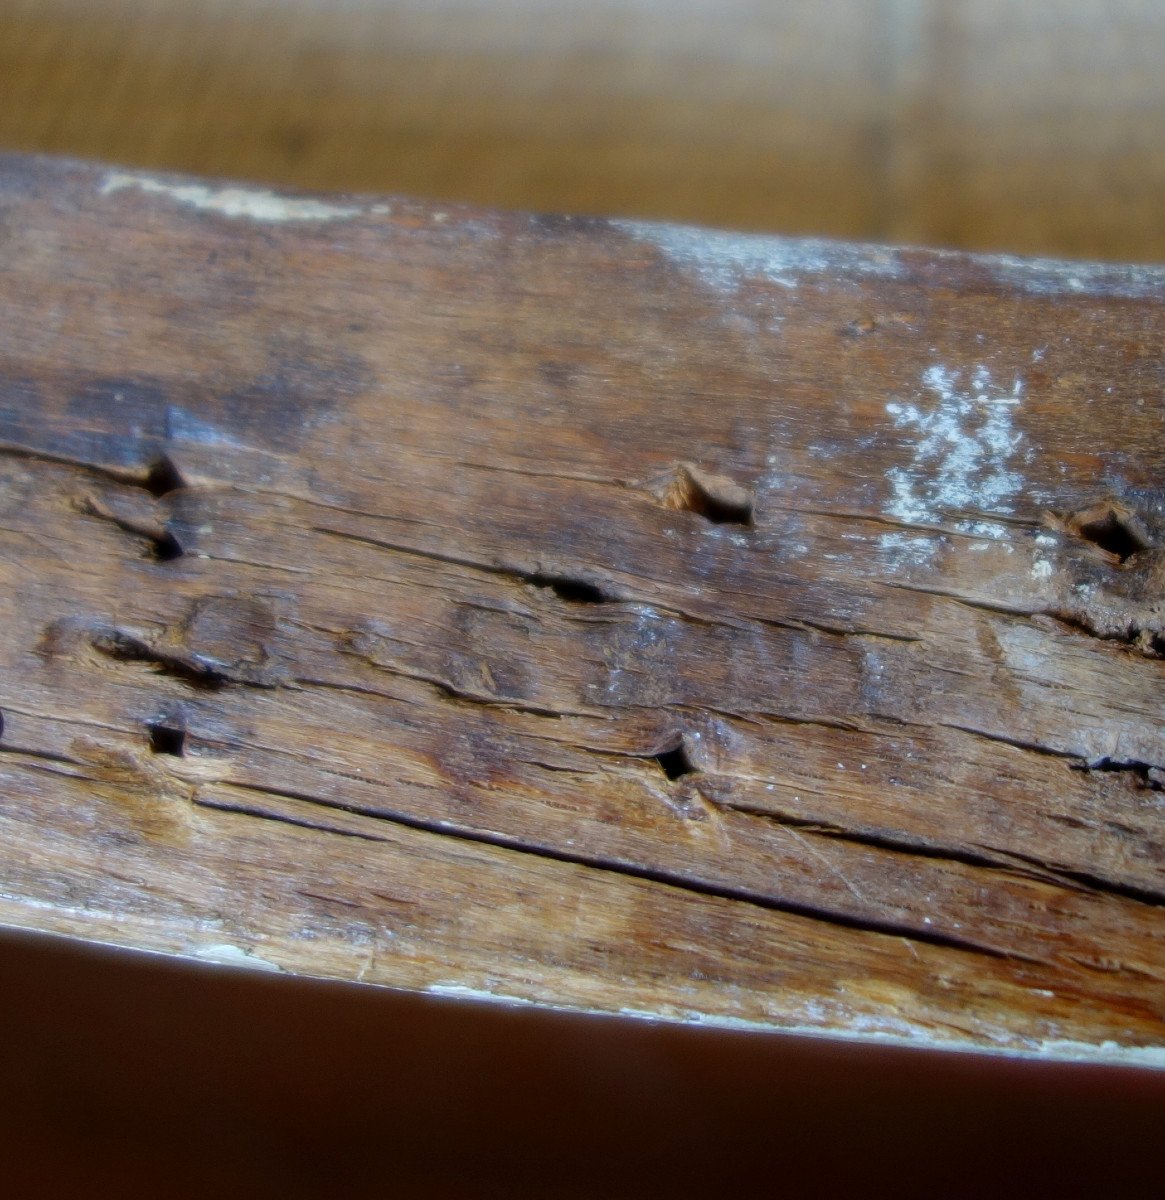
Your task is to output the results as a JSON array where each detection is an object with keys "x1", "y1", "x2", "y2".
[{"x1": 0, "y1": 153, "x2": 1163, "y2": 1065}]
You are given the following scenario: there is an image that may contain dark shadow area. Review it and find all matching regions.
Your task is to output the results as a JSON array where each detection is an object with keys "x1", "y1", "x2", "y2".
[{"x1": 1, "y1": 927, "x2": 1163, "y2": 1198}]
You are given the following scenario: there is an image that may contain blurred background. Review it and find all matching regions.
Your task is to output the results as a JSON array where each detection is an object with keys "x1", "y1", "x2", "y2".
[{"x1": 2, "y1": 0, "x2": 1165, "y2": 261}]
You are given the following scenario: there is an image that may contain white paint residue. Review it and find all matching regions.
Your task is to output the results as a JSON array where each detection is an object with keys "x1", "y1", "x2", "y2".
[
  {"x1": 988, "y1": 256, "x2": 1165, "y2": 299},
  {"x1": 883, "y1": 365, "x2": 1025, "y2": 539},
  {"x1": 101, "y1": 172, "x2": 368, "y2": 222},
  {"x1": 649, "y1": 1011, "x2": 1165, "y2": 1069},
  {"x1": 194, "y1": 943, "x2": 282, "y2": 972},
  {"x1": 165, "y1": 406, "x2": 245, "y2": 448},
  {"x1": 613, "y1": 219, "x2": 903, "y2": 293},
  {"x1": 613, "y1": 221, "x2": 1165, "y2": 302},
  {"x1": 427, "y1": 982, "x2": 537, "y2": 1006},
  {"x1": 877, "y1": 530, "x2": 933, "y2": 568}
]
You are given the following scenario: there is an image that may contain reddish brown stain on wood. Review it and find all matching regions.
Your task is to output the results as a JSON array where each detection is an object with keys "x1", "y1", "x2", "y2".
[{"x1": 0, "y1": 154, "x2": 1163, "y2": 1063}]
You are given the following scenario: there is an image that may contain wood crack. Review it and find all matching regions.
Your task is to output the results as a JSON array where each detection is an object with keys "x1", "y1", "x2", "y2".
[
  {"x1": 90, "y1": 628, "x2": 231, "y2": 690},
  {"x1": 200, "y1": 780, "x2": 1018, "y2": 960},
  {"x1": 975, "y1": 845, "x2": 1165, "y2": 910},
  {"x1": 715, "y1": 797, "x2": 1073, "y2": 889},
  {"x1": 312, "y1": 524, "x2": 619, "y2": 605},
  {"x1": 936, "y1": 723, "x2": 1084, "y2": 762}
]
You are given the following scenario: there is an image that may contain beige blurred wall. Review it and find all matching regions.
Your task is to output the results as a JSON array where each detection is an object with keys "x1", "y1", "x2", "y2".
[{"x1": 1, "y1": 0, "x2": 1163, "y2": 261}]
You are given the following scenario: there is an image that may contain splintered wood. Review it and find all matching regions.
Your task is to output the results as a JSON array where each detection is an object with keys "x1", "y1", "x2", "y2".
[{"x1": 0, "y1": 155, "x2": 1162, "y2": 1064}]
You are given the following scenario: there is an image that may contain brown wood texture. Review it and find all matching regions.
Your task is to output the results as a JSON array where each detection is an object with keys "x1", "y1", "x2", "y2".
[
  {"x1": 1, "y1": 0, "x2": 1164, "y2": 262},
  {"x1": 0, "y1": 153, "x2": 1163, "y2": 1065}
]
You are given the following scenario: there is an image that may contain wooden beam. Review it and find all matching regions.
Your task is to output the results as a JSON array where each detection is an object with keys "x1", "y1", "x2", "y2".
[{"x1": 0, "y1": 153, "x2": 1162, "y2": 1065}]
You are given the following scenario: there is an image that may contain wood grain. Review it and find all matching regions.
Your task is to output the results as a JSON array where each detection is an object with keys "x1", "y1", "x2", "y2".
[
  {"x1": 1, "y1": 1, "x2": 1164, "y2": 260},
  {"x1": 0, "y1": 153, "x2": 1162, "y2": 1064}
]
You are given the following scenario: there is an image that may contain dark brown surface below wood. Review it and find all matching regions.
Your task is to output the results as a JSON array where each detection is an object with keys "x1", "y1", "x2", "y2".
[
  {"x1": 0, "y1": 153, "x2": 1163, "y2": 1065},
  {"x1": 4, "y1": 927, "x2": 1165, "y2": 1199}
]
